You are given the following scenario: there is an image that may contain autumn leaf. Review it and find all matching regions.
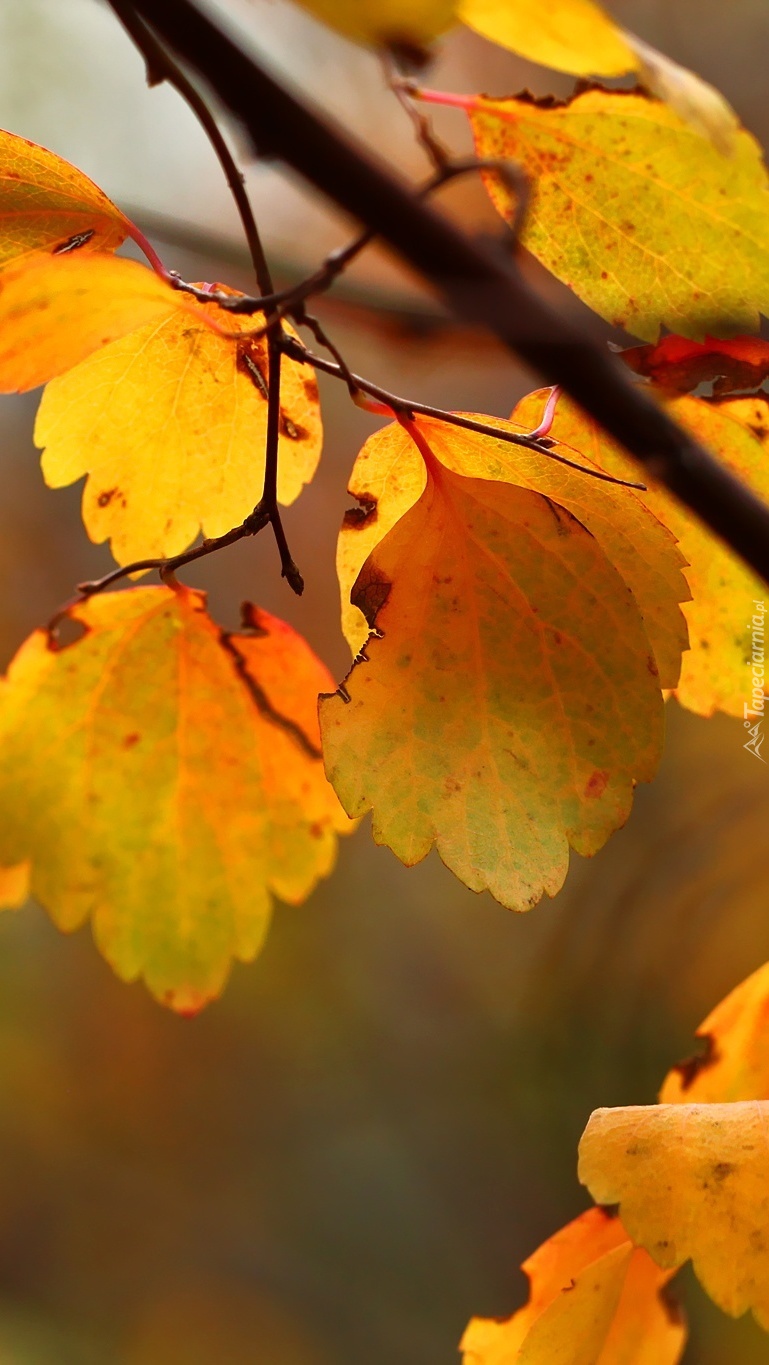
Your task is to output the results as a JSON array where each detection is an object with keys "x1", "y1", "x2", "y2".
[
  {"x1": 321, "y1": 418, "x2": 666, "y2": 912},
  {"x1": 0, "y1": 251, "x2": 221, "y2": 393},
  {"x1": 661, "y1": 961, "x2": 769, "y2": 1104},
  {"x1": 465, "y1": 87, "x2": 769, "y2": 340},
  {"x1": 620, "y1": 333, "x2": 769, "y2": 395},
  {"x1": 34, "y1": 289, "x2": 322, "y2": 564},
  {"x1": 337, "y1": 412, "x2": 689, "y2": 688},
  {"x1": 0, "y1": 127, "x2": 131, "y2": 271},
  {"x1": 579, "y1": 1101, "x2": 769, "y2": 1330},
  {"x1": 458, "y1": 0, "x2": 636, "y2": 77},
  {"x1": 513, "y1": 389, "x2": 769, "y2": 718},
  {"x1": 0, "y1": 586, "x2": 350, "y2": 1012},
  {"x1": 0, "y1": 861, "x2": 30, "y2": 911},
  {"x1": 461, "y1": 1207, "x2": 685, "y2": 1365},
  {"x1": 293, "y1": 0, "x2": 455, "y2": 47}
]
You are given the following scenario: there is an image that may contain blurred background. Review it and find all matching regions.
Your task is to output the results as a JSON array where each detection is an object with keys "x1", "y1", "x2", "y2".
[{"x1": 0, "y1": 0, "x2": 768, "y2": 1360}]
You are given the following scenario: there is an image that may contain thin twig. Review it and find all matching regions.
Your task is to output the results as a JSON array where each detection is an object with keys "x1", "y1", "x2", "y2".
[
  {"x1": 108, "y1": 0, "x2": 272, "y2": 296},
  {"x1": 280, "y1": 334, "x2": 646, "y2": 489},
  {"x1": 75, "y1": 506, "x2": 271, "y2": 603},
  {"x1": 109, "y1": 0, "x2": 303, "y2": 590},
  {"x1": 384, "y1": 58, "x2": 450, "y2": 174}
]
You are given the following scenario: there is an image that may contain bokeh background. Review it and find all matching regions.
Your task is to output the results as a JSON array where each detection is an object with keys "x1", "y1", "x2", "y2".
[{"x1": 0, "y1": 1, "x2": 768, "y2": 1360}]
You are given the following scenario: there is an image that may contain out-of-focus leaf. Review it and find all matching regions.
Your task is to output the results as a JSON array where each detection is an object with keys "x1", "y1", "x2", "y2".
[
  {"x1": 461, "y1": 1206, "x2": 685, "y2": 1364},
  {"x1": 468, "y1": 87, "x2": 769, "y2": 340},
  {"x1": 35, "y1": 298, "x2": 322, "y2": 564},
  {"x1": 0, "y1": 587, "x2": 350, "y2": 1012},
  {"x1": 292, "y1": 0, "x2": 455, "y2": 47},
  {"x1": 0, "y1": 252, "x2": 216, "y2": 393},
  {"x1": 322, "y1": 419, "x2": 665, "y2": 911},
  {"x1": 513, "y1": 390, "x2": 769, "y2": 717},
  {"x1": 0, "y1": 860, "x2": 30, "y2": 910},
  {"x1": 0, "y1": 128, "x2": 130, "y2": 270},
  {"x1": 661, "y1": 962, "x2": 769, "y2": 1104},
  {"x1": 623, "y1": 34, "x2": 738, "y2": 156},
  {"x1": 337, "y1": 412, "x2": 689, "y2": 687},
  {"x1": 579, "y1": 1102, "x2": 769, "y2": 1330},
  {"x1": 459, "y1": 0, "x2": 636, "y2": 76},
  {"x1": 619, "y1": 334, "x2": 769, "y2": 395}
]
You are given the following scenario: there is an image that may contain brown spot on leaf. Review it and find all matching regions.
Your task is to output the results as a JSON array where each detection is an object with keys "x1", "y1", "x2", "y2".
[
  {"x1": 584, "y1": 769, "x2": 609, "y2": 799},
  {"x1": 97, "y1": 488, "x2": 118, "y2": 508},
  {"x1": 303, "y1": 376, "x2": 319, "y2": 403},
  {"x1": 343, "y1": 495, "x2": 378, "y2": 530},
  {"x1": 280, "y1": 411, "x2": 307, "y2": 441},
  {"x1": 670, "y1": 1032, "x2": 719, "y2": 1091},
  {"x1": 122, "y1": 732, "x2": 141, "y2": 748}
]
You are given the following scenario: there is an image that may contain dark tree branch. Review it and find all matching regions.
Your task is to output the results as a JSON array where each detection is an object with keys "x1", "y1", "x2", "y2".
[{"x1": 121, "y1": 0, "x2": 769, "y2": 583}]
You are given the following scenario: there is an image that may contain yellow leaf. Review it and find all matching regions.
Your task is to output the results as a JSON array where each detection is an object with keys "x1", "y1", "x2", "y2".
[
  {"x1": 0, "y1": 587, "x2": 350, "y2": 1012},
  {"x1": 513, "y1": 390, "x2": 769, "y2": 718},
  {"x1": 293, "y1": 0, "x2": 455, "y2": 47},
  {"x1": 459, "y1": 0, "x2": 636, "y2": 77},
  {"x1": 0, "y1": 127, "x2": 130, "y2": 270},
  {"x1": 0, "y1": 252, "x2": 216, "y2": 393},
  {"x1": 321, "y1": 420, "x2": 665, "y2": 911},
  {"x1": 337, "y1": 413, "x2": 689, "y2": 687},
  {"x1": 35, "y1": 301, "x2": 322, "y2": 564},
  {"x1": 0, "y1": 860, "x2": 30, "y2": 910},
  {"x1": 461, "y1": 1207, "x2": 685, "y2": 1365},
  {"x1": 467, "y1": 87, "x2": 769, "y2": 340},
  {"x1": 661, "y1": 961, "x2": 769, "y2": 1105},
  {"x1": 579, "y1": 1101, "x2": 769, "y2": 1329}
]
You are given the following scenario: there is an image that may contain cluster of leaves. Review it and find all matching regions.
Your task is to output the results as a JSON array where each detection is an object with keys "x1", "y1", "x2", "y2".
[
  {"x1": 462, "y1": 958, "x2": 769, "y2": 1362},
  {"x1": 0, "y1": 0, "x2": 766, "y2": 1040}
]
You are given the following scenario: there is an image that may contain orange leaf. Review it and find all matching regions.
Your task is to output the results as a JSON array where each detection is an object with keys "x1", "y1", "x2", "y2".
[
  {"x1": 0, "y1": 860, "x2": 30, "y2": 910},
  {"x1": 619, "y1": 334, "x2": 769, "y2": 395},
  {"x1": 35, "y1": 292, "x2": 322, "y2": 563},
  {"x1": 0, "y1": 587, "x2": 351, "y2": 1011},
  {"x1": 661, "y1": 961, "x2": 769, "y2": 1104},
  {"x1": 322, "y1": 420, "x2": 665, "y2": 911},
  {"x1": 461, "y1": 1207, "x2": 685, "y2": 1365},
  {"x1": 337, "y1": 412, "x2": 688, "y2": 688},
  {"x1": 0, "y1": 252, "x2": 219, "y2": 392},
  {"x1": 513, "y1": 389, "x2": 769, "y2": 717},
  {"x1": 0, "y1": 128, "x2": 130, "y2": 270}
]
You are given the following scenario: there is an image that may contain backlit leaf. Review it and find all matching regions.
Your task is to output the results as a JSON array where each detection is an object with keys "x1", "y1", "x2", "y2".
[
  {"x1": 35, "y1": 298, "x2": 322, "y2": 564},
  {"x1": 661, "y1": 961, "x2": 769, "y2": 1104},
  {"x1": 467, "y1": 87, "x2": 769, "y2": 340},
  {"x1": 459, "y1": 0, "x2": 636, "y2": 77},
  {"x1": 513, "y1": 390, "x2": 769, "y2": 717},
  {"x1": 622, "y1": 35, "x2": 738, "y2": 157},
  {"x1": 461, "y1": 1207, "x2": 685, "y2": 1365},
  {"x1": 579, "y1": 1101, "x2": 769, "y2": 1329},
  {"x1": 0, "y1": 128, "x2": 130, "y2": 270},
  {"x1": 0, "y1": 252, "x2": 217, "y2": 393},
  {"x1": 0, "y1": 861, "x2": 30, "y2": 910},
  {"x1": 620, "y1": 333, "x2": 769, "y2": 395},
  {"x1": 0, "y1": 587, "x2": 350, "y2": 1012},
  {"x1": 293, "y1": 0, "x2": 455, "y2": 47},
  {"x1": 322, "y1": 420, "x2": 665, "y2": 911},
  {"x1": 337, "y1": 413, "x2": 689, "y2": 688}
]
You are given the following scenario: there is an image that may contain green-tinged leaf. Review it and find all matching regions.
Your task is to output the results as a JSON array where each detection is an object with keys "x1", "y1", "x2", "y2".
[
  {"x1": 468, "y1": 87, "x2": 769, "y2": 340},
  {"x1": 0, "y1": 587, "x2": 351, "y2": 1012}
]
